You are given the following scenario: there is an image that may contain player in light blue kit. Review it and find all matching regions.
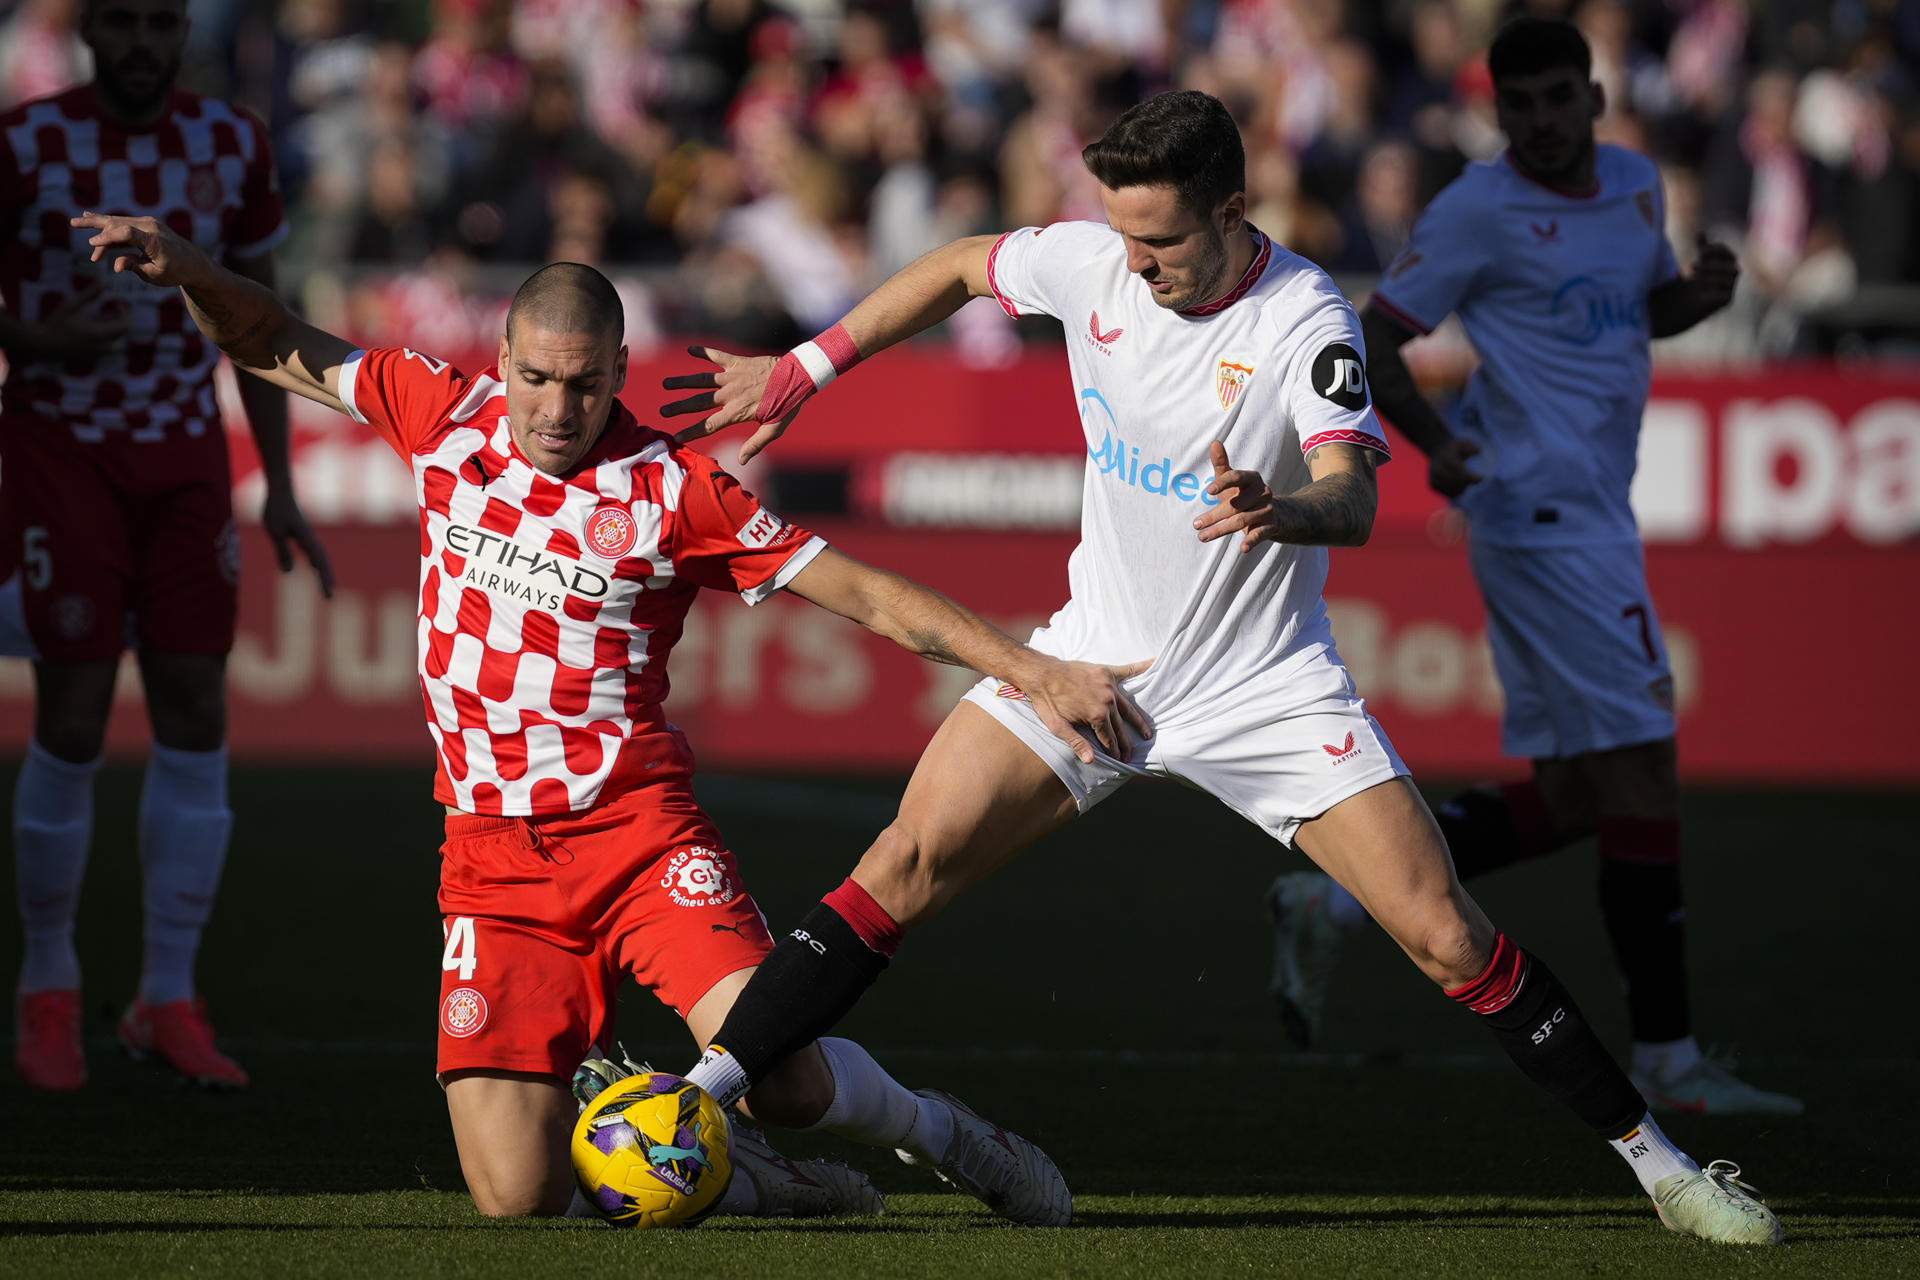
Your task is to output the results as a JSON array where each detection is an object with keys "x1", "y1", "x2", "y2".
[{"x1": 1267, "y1": 16, "x2": 1801, "y2": 1119}]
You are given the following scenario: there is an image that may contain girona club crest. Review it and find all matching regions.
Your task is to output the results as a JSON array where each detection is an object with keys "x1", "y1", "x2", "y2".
[
  {"x1": 186, "y1": 166, "x2": 223, "y2": 214},
  {"x1": 585, "y1": 504, "x2": 638, "y2": 558},
  {"x1": 1216, "y1": 358, "x2": 1255, "y2": 410},
  {"x1": 442, "y1": 987, "x2": 488, "y2": 1038}
]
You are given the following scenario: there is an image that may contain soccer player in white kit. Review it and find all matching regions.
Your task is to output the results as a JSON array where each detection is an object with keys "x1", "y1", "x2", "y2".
[
  {"x1": 663, "y1": 90, "x2": 1782, "y2": 1244},
  {"x1": 1267, "y1": 17, "x2": 1801, "y2": 1119}
]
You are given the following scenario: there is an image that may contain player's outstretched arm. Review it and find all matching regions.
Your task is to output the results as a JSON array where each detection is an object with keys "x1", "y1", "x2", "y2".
[
  {"x1": 1359, "y1": 303, "x2": 1480, "y2": 499},
  {"x1": 784, "y1": 545, "x2": 1153, "y2": 763},
  {"x1": 71, "y1": 212, "x2": 357, "y2": 417},
  {"x1": 660, "y1": 234, "x2": 1001, "y2": 464}
]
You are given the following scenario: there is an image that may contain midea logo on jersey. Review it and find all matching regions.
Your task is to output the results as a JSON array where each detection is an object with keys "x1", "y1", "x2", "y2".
[
  {"x1": 445, "y1": 522, "x2": 612, "y2": 611},
  {"x1": 1550, "y1": 275, "x2": 1646, "y2": 346},
  {"x1": 1081, "y1": 388, "x2": 1222, "y2": 506}
]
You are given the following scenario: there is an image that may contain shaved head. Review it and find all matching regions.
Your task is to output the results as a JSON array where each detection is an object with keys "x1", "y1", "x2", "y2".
[{"x1": 506, "y1": 262, "x2": 624, "y2": 349}]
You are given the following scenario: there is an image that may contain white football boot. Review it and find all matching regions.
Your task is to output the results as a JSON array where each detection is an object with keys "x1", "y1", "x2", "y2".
[
  {"x1": 1632, "y1": 1057, "x2": 1805, "y2": 1117},
  {"x1": 729, "y1": 1122, "x2": 886, "y2": 1218},
  {"x1": 1266, "y1": 871, "x2": 1343, "y2": 1049},
  {"x1": 1652, "y1": 1160, "x2": 1785, "y2": 1245},
  {"x1": 897, "y1": 1090, "x2": 1071, "y2": 1226}
]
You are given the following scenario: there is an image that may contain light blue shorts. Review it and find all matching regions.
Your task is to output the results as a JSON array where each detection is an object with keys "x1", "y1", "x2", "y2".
[{"x1": 1469, "y1": 537, "x2": 1676, "y2": 760}]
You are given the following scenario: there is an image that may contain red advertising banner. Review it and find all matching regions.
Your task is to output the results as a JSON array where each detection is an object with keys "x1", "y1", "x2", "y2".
[
  {"x1": 1, "y1": 519, "x2": 1910, "y2": 782},
  {"x1": 2, "y1": 354, "x2": 1914, "y2": 781},
  {"x1": 222, "y1": 349, "x2": 1920, "y2": 550}
]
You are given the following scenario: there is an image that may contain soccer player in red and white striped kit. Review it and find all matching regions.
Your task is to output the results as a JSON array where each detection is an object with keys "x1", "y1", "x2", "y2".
[
  {"x1": 0, "y1": 0, "x2": 332, "y2": 1092},
  {"x1": 72, "y1": 203, "x2": 1147, "y2": 1220}
]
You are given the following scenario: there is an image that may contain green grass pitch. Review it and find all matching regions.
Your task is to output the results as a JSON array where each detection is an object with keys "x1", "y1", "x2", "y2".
[{"x1": 2, "y1": 763, "x2": 1915, "y2": 1276}]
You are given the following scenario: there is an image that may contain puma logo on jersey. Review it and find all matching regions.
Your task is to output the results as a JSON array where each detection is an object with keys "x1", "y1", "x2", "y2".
[
  {"x1": 1089, "y1": 311, "x2": 1123, "y2": 350},
  {"x1": 1322, "y1": 732, "x2": 1360, "y2": 764}
]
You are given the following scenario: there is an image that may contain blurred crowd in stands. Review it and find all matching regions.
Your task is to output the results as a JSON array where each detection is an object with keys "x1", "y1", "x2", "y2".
[{"x1": 5, "y1": 0, "x2": 1918, "y2": 362}]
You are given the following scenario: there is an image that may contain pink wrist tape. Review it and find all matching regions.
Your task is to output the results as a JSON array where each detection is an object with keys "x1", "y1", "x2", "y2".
[{"x1": 753, "y1": 322, "x2": 861, "y2": 424}]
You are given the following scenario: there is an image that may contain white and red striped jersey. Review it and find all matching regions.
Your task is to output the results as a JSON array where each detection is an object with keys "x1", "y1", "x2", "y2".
[
  {"x1": 340, "y1": 346, "x2": 825, "y2": 816},
  {"x1": 983, "y1": 221, "x2": 1389, "y2": 714},
  {"x1": 0, "y1": 85, "x2": 287, "y2": 442}
]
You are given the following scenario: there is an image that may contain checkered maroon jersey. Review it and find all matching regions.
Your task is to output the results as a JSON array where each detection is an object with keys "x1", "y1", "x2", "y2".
[
  {"x1": 0, "y1": 86, "x2": 288, "y2": 442},
  {"x1": 340, "y1": 345, "x2": 827, "y2": 816}
]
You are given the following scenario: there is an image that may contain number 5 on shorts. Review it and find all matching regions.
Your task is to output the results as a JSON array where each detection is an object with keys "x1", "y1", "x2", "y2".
[
  {"x1": 24, "y1": 527, "x2": 51, "y2": 591},
  {"x1": 442, "y1": 916, "x2": 477, "y2": 981}
]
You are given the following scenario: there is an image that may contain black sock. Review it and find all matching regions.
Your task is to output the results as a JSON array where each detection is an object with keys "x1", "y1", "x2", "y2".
[
  {"x1": 697, "y1": 900, "x2": 890, "y2": 1097},
  {"x1": 1437, "y1": 782, "x2": 1568, "y2": 879},
  {"x1": 1449, "y1": 933, "x2": 1646, "y2": 1140},
  {"x1": 1596, "y1": 818, "x2": 1690, "y2": 1044}
]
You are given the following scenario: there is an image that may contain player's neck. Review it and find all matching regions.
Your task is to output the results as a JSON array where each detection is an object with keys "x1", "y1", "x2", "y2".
[
  {"x1": 1195, "y1": 227, "x2": 1259, "y2": 310},
  {"x1": 90, "y1": 80, "x2": 172, "y2": 132},
  {"x1": 1509, "y1": 145, "x2": 1599, "y2": 198}
]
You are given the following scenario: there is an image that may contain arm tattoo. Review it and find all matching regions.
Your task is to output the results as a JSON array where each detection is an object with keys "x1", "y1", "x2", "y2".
[
  {"x1": 1265, "y1": 467, "x2": 1378, "y2": 547},
  {"x1": 182, "y1": 275, "x2": 288, "y2": 365},
  {"x1": 902, "y1": 622, "x2": 968, "y2": 668}
]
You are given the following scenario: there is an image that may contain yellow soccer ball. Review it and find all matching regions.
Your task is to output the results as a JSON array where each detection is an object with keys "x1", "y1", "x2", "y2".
[{"x1": 571, "y1": 1072, "x2": 734, "y2": 1227}]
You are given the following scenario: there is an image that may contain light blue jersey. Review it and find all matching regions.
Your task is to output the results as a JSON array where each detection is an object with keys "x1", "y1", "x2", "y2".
[{"x1": 1373, "y1": 146, "x2": 1679, "y2": 547}]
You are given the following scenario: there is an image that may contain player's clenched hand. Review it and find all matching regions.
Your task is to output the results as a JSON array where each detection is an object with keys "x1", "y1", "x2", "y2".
[
  {"x1": 1024, "y1": 657, "x2": 1154, "y2": 765},
  {"x1": 261, "y1": 486, "x2": 337, "y2": 599},
  {"x1": 1428, "y1": 436, "x2": 1482, "y2": 499},
  {"x1": 660, "y1": 346, "x2": 799, "y2": 465},
  {"x1": 1194, "y1": 442, "x2": 1282, "y2": 554},
  {"x1": 1686, "y1": 234, "x2": 1739, "y2": 313},
  {"x1": 70, "y1": 212, "x2": 213, "y2": 288}
]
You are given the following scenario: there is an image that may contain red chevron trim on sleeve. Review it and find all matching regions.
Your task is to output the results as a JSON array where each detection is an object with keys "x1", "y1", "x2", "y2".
[
  {"x1": 985, "y1": 230, "x2": 1020, "y2": 318},
  {"x1": 1301, "y1": 428, "x2": 1392, "y2": 459}
]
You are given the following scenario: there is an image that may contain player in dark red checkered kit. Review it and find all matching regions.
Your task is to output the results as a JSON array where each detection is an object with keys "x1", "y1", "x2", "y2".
[
  {"x1": 0, "y1": 1, "x2": 332, "y2": 1093},
  {"x1": 78, "y1": 209, "x2": 1143, "y2": 1221}
]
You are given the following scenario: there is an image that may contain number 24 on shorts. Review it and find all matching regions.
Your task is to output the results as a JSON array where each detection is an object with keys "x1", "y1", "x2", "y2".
[{"x1": 442, "y1": 917, "x2": 477, "y2": 981}]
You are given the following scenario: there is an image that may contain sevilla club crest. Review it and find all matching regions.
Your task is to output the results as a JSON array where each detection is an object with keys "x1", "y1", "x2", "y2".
[{"x1": 1216, "y1": 358, "x2": 1255, "y2": 410}]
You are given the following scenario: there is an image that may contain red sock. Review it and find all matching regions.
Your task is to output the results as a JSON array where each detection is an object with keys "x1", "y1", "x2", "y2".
[{"x1": 822, "y1": 878, "x2": 903, "y2": 958}]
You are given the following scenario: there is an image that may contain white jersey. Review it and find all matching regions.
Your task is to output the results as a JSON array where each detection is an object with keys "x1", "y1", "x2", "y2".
[
  {"x1": 1372, "y1": 146, "x2": 1680, "y2": 547},
  {"x1": 986, "y1": 221, "x2": 1391, "y2": 712}
]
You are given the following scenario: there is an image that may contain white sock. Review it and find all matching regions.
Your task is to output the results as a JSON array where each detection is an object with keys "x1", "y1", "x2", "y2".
[
  {"x1": 13, "y1": 740, "x2": 99, "y2": 992},
  {"x1": 1631, "y1": 1035, "x2": 1703, "y2": 1080},
  {"x1": 137, "y1": 743, "x2": 233, "y2": 1005},
  {"x1": 1325, "y1": 880, "x2": 1368, "y2": 928},
  {"x1": 1611, "y1": 1112, "x2": 1699, "y2": 1195},
  {"x1": 685, "y1": 1045, "x2": 753, "y2": 1110},
  {"x1": 810, "y1": 1036, "x2": 955, "y2": 1162}
]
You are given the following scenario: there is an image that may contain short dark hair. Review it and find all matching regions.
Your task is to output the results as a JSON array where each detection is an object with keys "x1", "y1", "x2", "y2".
[
  {"x1": 506, "y1": 262, "x2": 624, "y2": 346},
  {"x1": 1081, "y1": 90, "x2": 1246, "y2": 215},
  {"x1": 1488, "y1": 16, "x2": 1592, "y2": 85}
]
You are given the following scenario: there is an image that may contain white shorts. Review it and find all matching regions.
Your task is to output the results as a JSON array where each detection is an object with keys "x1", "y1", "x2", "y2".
[
  {"x1": 1469, "y1": 537, "x2": 1676, "y2": 760},
  {"x1": 964, "y1": 643, "x2": 1409, "y2": 846}
]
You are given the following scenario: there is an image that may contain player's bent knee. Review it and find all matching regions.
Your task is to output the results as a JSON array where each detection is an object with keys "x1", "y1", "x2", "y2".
[
  {"x1": 854, "y1": 823, "x2": 939, "y2": 926},
  {"x1": 1415, "y1": 912, "x2": 1491, "y2": 989}
]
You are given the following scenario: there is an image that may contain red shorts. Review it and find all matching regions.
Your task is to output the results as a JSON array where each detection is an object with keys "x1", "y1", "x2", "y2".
[
  {"x1": 0, "y1": 416, "x2": 238, "y2": 661},
  {"x1": 434, "y1": 776, "x2": 774, "y2": 1079}
]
